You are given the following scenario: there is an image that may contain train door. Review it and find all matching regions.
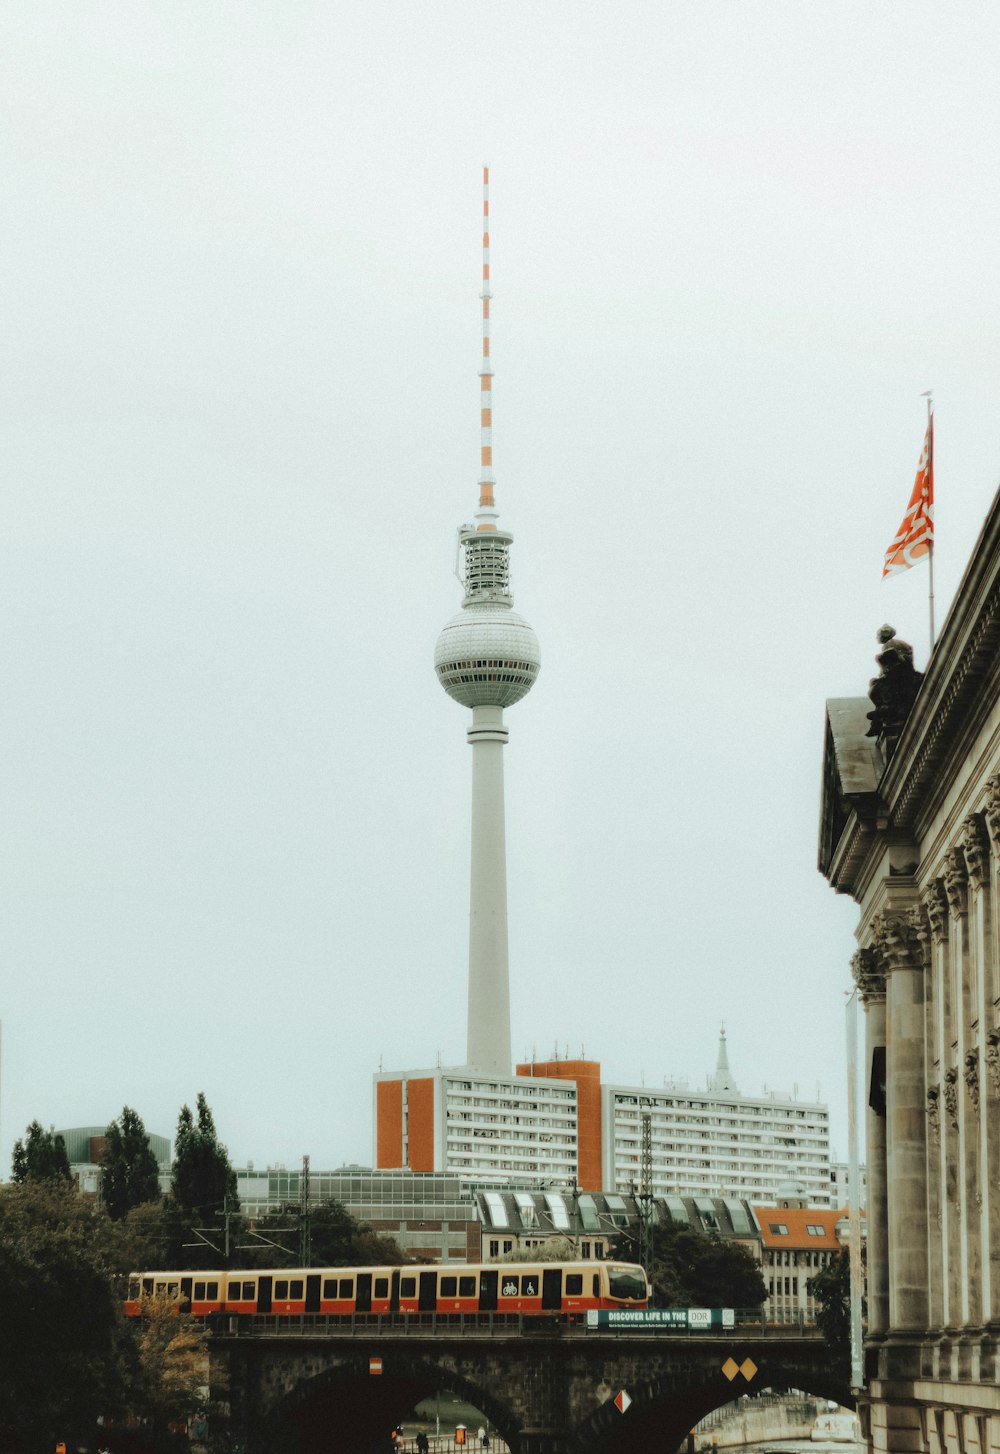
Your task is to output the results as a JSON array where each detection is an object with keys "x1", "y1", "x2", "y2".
[
  {"x1": 419, "y1": 1271, "x2": 438, "y2": 1312},
  {"x1": 356, "y1": 1273, "x2": 372, "y2": 1313},
  {"x1": 542, "y1": 1269, "x2": 562, "y2": 1311},
  {"x1": 258, "y1": 1276, "x2": 272, "y2": 1313},
  {"x1": 305, "y1": 1275, "x2": 321, "y2": 1313},
  {"x1": 479, "y1": 1269, "x2": 498, "y2": 1311},
  {"x1": 180, "y1": 1277, "x2": 193, "y2": 1311},
  {"x1": 389, "y1": 1270, "x2": 400, "y2": 1313}
]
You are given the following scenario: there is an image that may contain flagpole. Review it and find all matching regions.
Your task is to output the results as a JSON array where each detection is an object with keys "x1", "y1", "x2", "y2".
[{"x1": 924, "y1": 391, "x2": 935, "y2": 650}]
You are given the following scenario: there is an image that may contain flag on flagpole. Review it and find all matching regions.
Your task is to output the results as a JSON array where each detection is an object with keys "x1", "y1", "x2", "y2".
[{"x1": 883, "y1": 413, "x2": 934, "y2": 577}]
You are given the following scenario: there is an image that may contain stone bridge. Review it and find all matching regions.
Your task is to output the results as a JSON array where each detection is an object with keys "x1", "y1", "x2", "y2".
[{"x1": 212, "y1": 1323, "x2": 851, "y2": 1454}]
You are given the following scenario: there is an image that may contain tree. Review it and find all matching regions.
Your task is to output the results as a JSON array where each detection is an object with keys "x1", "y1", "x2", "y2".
[
  {"x1": 166, "y1": 1095, "x2": 240, "y2": 1268},
  {"x1": 10, "y1": 1120, "x2": 71, "y2": 1183},
  {"x1": 616, "y1": 1218, "x2": 767, "y2": 1309},
  {"x1": 807, "y1": 1247, "x2": 854, "y2": 1361},
  {"x1": 101, "y1": 1106, "x2": 161, "y2": 1220},
  {"x1": 170, "y1": 1094, "x2": 238, "y2": 1217},
  {"x1": 244, "y1": 1198, "x2": 408, "y2": 1267},
  {"x1": 0, "y1": 1179, "x2": 131, "y2": 1450},
  {"x1": 129, "y1": 1295, "x2": 214, "y2": 1432}
]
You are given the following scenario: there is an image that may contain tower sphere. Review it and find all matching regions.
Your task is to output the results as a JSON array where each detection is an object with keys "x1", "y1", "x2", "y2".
[{"x1": 434, "y1": 604, "x2": 540, "y2": 709}]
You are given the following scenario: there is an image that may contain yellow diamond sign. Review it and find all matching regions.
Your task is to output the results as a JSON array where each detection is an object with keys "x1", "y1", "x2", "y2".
[
  {"x1": 721, "y1": 1359, "x2": 740, "y2": 1381},
  {"x1": 740, "y1": 1359, "x2": 758, "y2": 1382}
]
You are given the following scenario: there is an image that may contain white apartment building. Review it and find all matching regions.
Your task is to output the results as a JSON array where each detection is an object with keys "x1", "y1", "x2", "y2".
[
  {"x1": 602, "y1": 1069, "x2": 831, "y2": 1207},
  {"x1": 374, "y1": 1066, "x2": 582, "y2": 1185}
]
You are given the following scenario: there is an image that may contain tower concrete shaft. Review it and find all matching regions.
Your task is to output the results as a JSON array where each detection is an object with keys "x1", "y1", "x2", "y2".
[{"x1": 467, "y1": 705, "x2": 511, "y2": 1074}]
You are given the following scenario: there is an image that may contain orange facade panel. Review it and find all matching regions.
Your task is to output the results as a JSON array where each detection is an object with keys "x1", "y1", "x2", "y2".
[
  {"x1": 516, "y1": 1058, "x2": 603, "y2": 1192},
  {"x1": 376, "y1": 1080, "x2": 403, "y2": 1169},
  {"x1": 406, "y1": 1077, "x2": 436, "y2": 1173}
]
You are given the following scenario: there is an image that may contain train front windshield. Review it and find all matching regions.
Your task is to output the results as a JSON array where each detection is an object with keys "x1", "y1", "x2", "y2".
[{"x1": 608, "y1": 1266, "x2": 648, "y2": 1301}]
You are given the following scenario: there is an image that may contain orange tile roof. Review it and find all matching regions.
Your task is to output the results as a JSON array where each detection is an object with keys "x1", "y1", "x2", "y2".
[{"x1": 753, "y1": 1205, "x2": 847, "y2": 1250}]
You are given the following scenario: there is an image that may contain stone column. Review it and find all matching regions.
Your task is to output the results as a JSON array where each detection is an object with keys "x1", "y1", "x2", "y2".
[
  {"x1": 853, "y1": 944, "x2": 889, "y2": 1337},
  {"x1": 877, "y1": 911, "x2": 929, "y2": 1334},
  {"x1": 922, "y1": 878, "x2": 949, "y2": 1335},
  {"x1": 983, "y1": 779, "x2": 1000, "y2": 1338},
  {"x1": 962, "y1": 813, "x2": 991, "y2": 1324},
  {"x1": 944, "y1": 844, "x2": 978, "y2": 1332}
]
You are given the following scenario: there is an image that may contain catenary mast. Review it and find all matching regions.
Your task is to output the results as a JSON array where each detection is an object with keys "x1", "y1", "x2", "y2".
[{"x1": 434, "y1": 167, "x2": 541, "y2": 1076}]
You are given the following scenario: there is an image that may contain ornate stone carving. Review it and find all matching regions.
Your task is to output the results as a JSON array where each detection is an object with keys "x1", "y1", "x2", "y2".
[
  {"x1": 943, "y1": 846, "x2": 969, "y2": 919},
  {"x1": 906, "y1": 903, "x2": 932, "y2": 969},
  {"x1": 866, "y1": 625, "x2": 924, "y2": 755},
  {"x1": 943, "y1": 1067, "x2": 959, "y2": 1129},
  {"x1": 965, "y1": 1049, "x2": 981, "y2": 1115},
  {"x1": 985, "y1": 774, "x2": 1000, "y2": 854},
  {"x1": 873, "y1": 912, "x2": 923, "y2": 972},
  {"x1": 961, "y1": 813, "x2": 991, "y2": 890},
  {"x1": 986, "y1": 1031, "x2": 1000, "y2": 1097},
  {"x1": 922, "y1": 878, "x2": 949, "y2": 942},
  {"x1": 927, "y1": 1084, "x2": 941, "y2": 1144},
  {"x1": 850, "y1": 945, "x2": 886, "y2": 1001}
]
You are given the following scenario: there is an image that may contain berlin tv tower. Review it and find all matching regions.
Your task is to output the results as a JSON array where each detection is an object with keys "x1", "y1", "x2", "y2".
[{"x1": 434, "y1": 167, "x2": 541, "y2": 1077}]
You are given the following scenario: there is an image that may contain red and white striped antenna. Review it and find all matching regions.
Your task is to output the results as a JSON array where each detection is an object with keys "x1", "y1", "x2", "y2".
[{"x1": 476, "y1": 163, "x2": 498, "y2": 532}]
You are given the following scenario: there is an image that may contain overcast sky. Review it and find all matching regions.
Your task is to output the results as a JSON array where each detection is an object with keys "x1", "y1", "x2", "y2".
[{"x1": 3, "y1": 3, "x2": 1000, "y2": 1181}]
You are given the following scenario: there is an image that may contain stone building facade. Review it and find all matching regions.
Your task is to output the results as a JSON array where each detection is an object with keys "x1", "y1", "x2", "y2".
[{"x1": 819, "y1": 488, "x2": 1000, "y2": 1454}]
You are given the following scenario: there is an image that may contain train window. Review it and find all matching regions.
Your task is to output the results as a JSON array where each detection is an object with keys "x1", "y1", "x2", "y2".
[
  {"x1": 228, "y1": 1282, "x2": 241, "y2": 1299},
  {"x1": 290, "y1": 1280, "x2": 303, "y2": 1299},
  {"x1": 338, "y1": 1278, "x2": 353, "y2": 1298},
  {"x1": 501, "y1": 1275, "x2": 519, "y2": 1296},
  {"x1": 323, "y1": 1279, "x2": 337, "y2": 1298},
  {"x1": 593, "y1": 1274, "x2": 599, "y2": 1296},
  {"x1": 142, "y1": 1278, "x2": 154, "y2": 1296},
  {"x1": 565, "y1": 1274, "x2": 583, "y2": 1295},
  {"x1": 242, "y1": 1281, "x2": 255, "y2": 1299},
  {"x1": 129, "y1": 1278, "x2": 140, "y2": 1300},
  {"x1": 459, "y1": 1276, "x2": 476, "y2": 1297},
  {"x1": 374, "y1": 1278, "x2": 389, "y2": 1298},
  {"x1": 441, "y1": 1276, "x2": 458, "y2": 1296},
  {"x1": 275, "y1": 1280, "x2": 289, "y2": 1299},
  {"x1": 194, "y1": 1282, "x2": 206, "y2": 1300},
  {"x1": 400, "y1": 1277, "x2": 416, "y2": 1297},
  {"x1": 522, "y1": 1275, "x2": 538, "y2": 1296}
]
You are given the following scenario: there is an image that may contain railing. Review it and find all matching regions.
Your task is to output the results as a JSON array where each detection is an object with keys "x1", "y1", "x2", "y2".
[{"x1": 207, "y1": 1310, "x2": 823, "y2": 1340}]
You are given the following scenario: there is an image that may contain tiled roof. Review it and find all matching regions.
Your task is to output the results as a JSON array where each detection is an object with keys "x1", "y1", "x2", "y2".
[{"x1": 754, "y1": 1205, "x2": 846, "y2": 1249}]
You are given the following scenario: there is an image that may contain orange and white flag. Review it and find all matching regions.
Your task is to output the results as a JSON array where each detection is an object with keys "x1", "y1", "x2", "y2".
[{"x1": 883, "y1": 414, "x2": 934, "y2": 577}]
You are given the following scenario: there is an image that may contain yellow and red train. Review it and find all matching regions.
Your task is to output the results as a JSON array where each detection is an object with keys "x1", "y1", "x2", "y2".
[{"x1": 126, "y1": 1260, "x2": 649, "y2": 1319}]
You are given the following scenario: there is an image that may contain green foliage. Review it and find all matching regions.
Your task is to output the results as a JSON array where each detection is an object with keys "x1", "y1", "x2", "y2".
[
  {"x1": 807, "y1": 1247, "x2": 853, "y2": 1359},
  {"x1": 0, "y1": 1180, "x2": 131, "y2": 1450},
  {"x1": 165, "y1": 1094, "x2": 240, "y2": 1267},
  {"x1": 617, "y1": 1218, "x2": 767, "y2": 1309},
  {"x1": 245, "y1": 1197, "x2": 409, "y2": 1267},
  {"x1": 101, "y1": 1106, "x2": 161, "y2": 1221},
  {"x1": 129, "y1": 1296, "x2": 213, "y2": 1431},
  {"x1": 171, "y1": 1095, "x2": 238, "y2": 1216},
  {"x1": 10, "y1": 1120, "x2": 71, "y2": 1183}
]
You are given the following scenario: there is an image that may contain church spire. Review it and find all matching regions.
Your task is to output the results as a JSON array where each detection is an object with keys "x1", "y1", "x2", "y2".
[{"x1": 708, "y1": 1025, "x2": 739, "y2": 1094}]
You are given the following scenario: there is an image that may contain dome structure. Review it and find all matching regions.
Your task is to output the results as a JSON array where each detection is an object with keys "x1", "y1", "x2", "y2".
[{"x1": 435, "y1": 603, "x2": 540, "y2": 708}]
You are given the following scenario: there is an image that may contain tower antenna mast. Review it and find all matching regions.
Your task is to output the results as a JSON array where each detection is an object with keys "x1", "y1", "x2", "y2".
[{"x1": 478, "y1": 164, "x2": 498, "y2": 531}]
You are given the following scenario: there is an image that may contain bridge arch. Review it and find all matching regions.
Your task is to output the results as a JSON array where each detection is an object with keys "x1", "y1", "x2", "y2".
[
  {"x1": 568, "y1": 1353, "x2": 855, "y2": 1454},
  {"x1": 258, "y1": 1348, "x2": 521, "y2": 1454}
]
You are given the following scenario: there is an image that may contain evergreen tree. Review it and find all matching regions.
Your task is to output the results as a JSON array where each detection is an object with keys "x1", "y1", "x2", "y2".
[
  {"x1": 100, "y1": 1106, "x2": 161, "y2": 1220},
  {"x1": 171, "y1": 1094, "x2": 238, "y2": 1216},
  {"x1": 10, "y1": 1121, "x2": 71, "y2": 1184},
  {"x1": 166, "y1": 1095, "x2": 239, "y2": 1267}
]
